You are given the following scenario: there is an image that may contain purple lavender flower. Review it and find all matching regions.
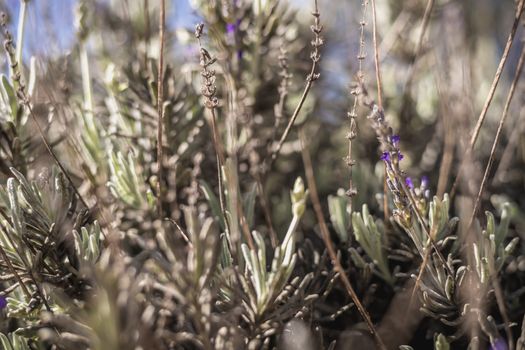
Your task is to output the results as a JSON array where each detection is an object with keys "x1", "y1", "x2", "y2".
[
  {"x1": 490, "y1": 339, "x2": 508, "y2": 350},
  {"x1": 226, "y1": 23, "x2": 236, "y2": 34},
  {"x1": 405, "y1": 177, "x2": 414, "y2": 189},
  {"x1": 226, "y1": 19, "x2": 243, "y2": 60},
  {"x1": 380, "y1": 152, "x2": 390, "y2": 162},
  {"x1": 226, "y1": 19, "x2": 241, "y2": 34},
  {"x1": 391, "y1": 135, "x2": 400, "y2": 147},
  {"x1": 0, "y1": 295, "x2": 7, "y2": 309},
  {"x1": 421, "y1": 175, "x2": 429, "y2": 189},
  {"x1": 397, "y1": 151, "x2": 404, "y2": 161}
]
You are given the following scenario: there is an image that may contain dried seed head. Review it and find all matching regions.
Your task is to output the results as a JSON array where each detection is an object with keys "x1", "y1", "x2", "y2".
[
  {"x1": 195, "y1": 23, "x2": 204, "y2": 39},
  {"x1": 74, "y1": 0, "x2": 90, "y2": 42}
]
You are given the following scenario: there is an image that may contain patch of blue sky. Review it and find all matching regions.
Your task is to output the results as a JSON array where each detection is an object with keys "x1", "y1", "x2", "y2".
[
  {"x1": 3, "y1": 0, "x2": 198, "y2": 62},
  {"x1": 4, "y1": 0, "x2": 75, "y2": 59}
]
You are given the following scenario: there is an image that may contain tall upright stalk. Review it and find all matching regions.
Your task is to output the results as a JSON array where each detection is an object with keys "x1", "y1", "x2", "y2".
[{"x1": 15, "y1": 0, "x2": 28, "y2": 81}]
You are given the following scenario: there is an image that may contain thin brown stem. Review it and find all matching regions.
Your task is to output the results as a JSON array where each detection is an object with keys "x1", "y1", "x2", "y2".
[
  {"x1": 27, "y1": 103, "x2": 89, "y2": 210},
  {"x1": 434, "y1": 62, "x2": 455, "y2": 198},
  {"x1": 370, "y1": 0, "x2": 383, "y2": 108},
  {"x1": 299, "y1": 128, "x2": 387, "y2": 350},
  {"x1": 467, "y1": 46, "x2": 525, "y2": 228},
  {"x1": 493, "y1": 105, "x2": 525, "y2": 184},
  {"x1": 378, "y1": 10, "x2": 410, "y2": 62},
  {"x1": 156, "y1": 0, "x2": 166, "y2": 217},
  {"x1": 144, "y1": 0, "x2": 150, "y2": 65},
  {"x1": 490, "y1": 260, "x2": 515, "y2": 350},
  {"x1": 268, "y1": 0, "x2": 322, "y2": 167},
  {"x1": 346, "y1": 0, "x2": 369, "y2": 224},
  {"x1": 402, "y1": 0, "x2": 435, "y2": 96},
  {"x1": 256, "y1": 176, "x2": 278, "y2": 248},
  {"x1": 450, "y1": 0, "x2": 524, "y2": 198},
  {"x1": 165, "y1": 218, "x2": 193, "y2": 248},
  {"x1": 461, "y1": 46, "x2": 525, "y2": 350},
  {"x1": 404, "y1": 219, "x2": 439, "y2": 326},
  {"x1": 383, "y1": 168, "x2": 389, "y2": 221},
  {"x1": 271, "y1": 72, "x2": 315, "y2": 164},
  {"x1": 370, "y1": 0, "x2": 391, "y2": 226},
  {"x1": 0, "y1": 241, "x2": 31, "y2": 299},
  {"x1": 414, "y1": 0, "x2": 434, "y2": 61}
]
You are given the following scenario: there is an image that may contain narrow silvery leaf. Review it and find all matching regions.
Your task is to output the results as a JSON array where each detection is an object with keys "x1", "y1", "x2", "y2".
[
  {"x1": 1, "y1": 75, "x2": 18, "y2": 120},
  {"x1": 434, "y1": 334, "x2": 450, "y2": 350},
  {"x1": 200, "y1": 180, "x2": 225, "y2": 230},
  {"x1": 327, "y1": 194, "x2": 348, "y2": 242},
  {"x1": 444, "y1": 275, "x2": 454, "y2": 301},
  {"x1": 0, "y1": 333, "x2": 13, "y2": 350},
  {"x1": 243, "y1": 184, "x2": 257, "y2": 228},
  {"x1": 7, "y1": 178, "x2": 25, "y2": 237}
]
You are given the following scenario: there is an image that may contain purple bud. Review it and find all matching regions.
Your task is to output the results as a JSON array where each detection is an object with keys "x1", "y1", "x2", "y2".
[
  {"x1": 226, "y1": 23, "x2": 236, "y2": 34},
  {"x1": 391, "y1": 135, "x2": 400, "y2": 147},
  {"x1": 380, "y1": 152, "x2": 390, "y2": 162},
  {"x1": 405, "y1": 177, "x2": 414, "y2": 189},
  {"x1": 0, "y1": 295, "x2": 7, "y2": 309},
  {"x1": 421, "y1": 175, "x2": 429, "y2": 188},
  {"x1": 397, "y1": 151, "x2": 404, "y2": 161},
  {"x1": 490, "y1": 339, "x2": 508, "y2": 350}
]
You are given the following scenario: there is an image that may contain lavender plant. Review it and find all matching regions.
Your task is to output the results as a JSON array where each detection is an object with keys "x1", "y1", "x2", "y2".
[{"x1": 0, "y1": 0, "x2": 524, "y2": 349}]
